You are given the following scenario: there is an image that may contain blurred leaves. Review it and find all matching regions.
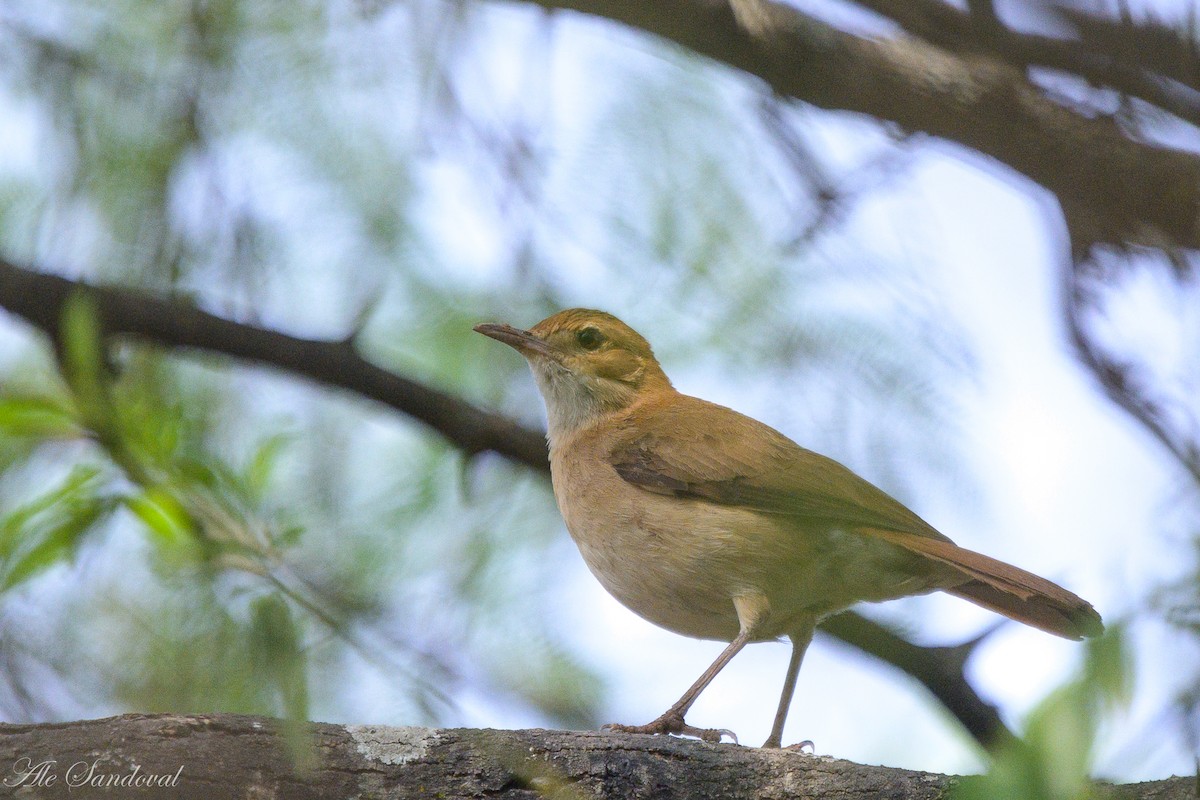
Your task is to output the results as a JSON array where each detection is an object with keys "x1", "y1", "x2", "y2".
[
  {"x1": 250, "y1": 594, "x2": 309, "y2": 725},
  {"x1": 955, "y1": 628, "x2": 1131, "y2": 800},
  {"x1": 123, "y1": 486, "x2": 194, "y2": 549},
  {"x1": 0, "y1": 465, "x2": 113, "y2": 591},
  {"x1": 0, "y1": 286, "x2": 591, "y2": 727},
  {"x1": 59, "y1": 292, "x2": 111, "y2": 435},
  {"x1": 0, "y1": 394, "x2": 80, "y2": 439}
]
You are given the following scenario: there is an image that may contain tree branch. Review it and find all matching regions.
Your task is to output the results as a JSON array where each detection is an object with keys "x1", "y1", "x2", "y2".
[
  {"x1": 1057, "y1": 7, "x2": 1200, "y2": 93},
  {"x1": 1060, "y1": 253, "x2": 1200, "y2": 487},
  {"x1": 514, "y1": 0, "x2": 1200, "y2": 249},
  {"x1": 0, "y1": 259, "x2": 1013, "y2": 747},
  {"x1": 855, "y1": 0, "x2": 1200, "y2": 128},
  {"x1": 0, "y1": 259, "x2": 548, "y2": 472},
  {"x1": 819, "y1": 612, "x2": 1008, "y2": 748},
  {"x1": 0, "y1": 714, "x2": 1191, "y2": 799}
]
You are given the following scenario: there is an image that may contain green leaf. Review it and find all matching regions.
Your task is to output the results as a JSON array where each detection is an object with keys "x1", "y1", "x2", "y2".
[
  {"x1": 0, "y1": 465, "x2": 105, "y2": 559},
  {"x1": 249, "y1": 596, "x2": 315, "y2": 765},
  {"x1": 124, "y1": 487, "x2": 195, "y2": 547},
  {"x1": 245, "y1": 432, "x2": 294, "y2": 501},
  {"x1": 250, "y1": 594, "x2": 309, "y2": 723},
  {"x1": 60, "y1": 292, "x2": 105, "y2": 387},
  {"x1": 953, "y1": 627, "x2": 1131, "y2": 800},
  {"x1": 1, "y1": 492, "x2": 111, "y2": 592},
  {"x1": 1082, "y1": 623, "x2": 1131, "y2": 709},
  {"x1": 59, "y1": 291, "x2": 121, "y2": 445},
  {"x1": 0, "y1": 394, "x2": 82, "y2": 439},
  {"x1": 271, "y1": 523, "x2": 305, "y2": 549}
]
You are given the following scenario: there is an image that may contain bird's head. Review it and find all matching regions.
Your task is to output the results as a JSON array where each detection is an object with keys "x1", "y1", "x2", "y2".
[{"x1": 475, "y1": 308, "x2": 672, "y2": 443}]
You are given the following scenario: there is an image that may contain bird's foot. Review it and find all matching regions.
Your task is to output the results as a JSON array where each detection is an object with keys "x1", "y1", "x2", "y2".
[
  {"x1": 761, "y1": 735, "x2": 815, "y2": 751},
  {"x1": 603, "y1": 711, "x2": 738, "y2": 744}
]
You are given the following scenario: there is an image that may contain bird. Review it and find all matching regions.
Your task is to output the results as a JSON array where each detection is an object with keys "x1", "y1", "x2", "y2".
[{"x1": 474, "y1": 308, "x2": 1103, "y2": 748}]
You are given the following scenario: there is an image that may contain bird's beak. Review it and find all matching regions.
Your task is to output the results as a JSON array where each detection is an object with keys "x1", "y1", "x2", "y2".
[{"x1": 474, "y1": 322, "x2": 564, "y2": 363}]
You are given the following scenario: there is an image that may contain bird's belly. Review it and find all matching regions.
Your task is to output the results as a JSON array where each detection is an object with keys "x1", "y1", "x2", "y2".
[
  {"x1": 564, "y1": 493, "x2": 749, "y2": 640},
  {"x1": 553, "y1": 471, "x2": 944, "y2": 642}
]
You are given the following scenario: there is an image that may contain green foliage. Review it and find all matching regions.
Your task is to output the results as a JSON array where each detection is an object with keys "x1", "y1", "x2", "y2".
[
  {"x1": 90, "y1": 581, "x2": 295, "y2": 716},
  {"x1": 59, "y1": 293, "x2": 113, "y2": 437},
  {"x1": 491, "y1": 633, "x2": 604, "y2": 729},
  {"x1": 123, "y1": 486, "x2": 195, "y2": 549},
  {"x1": 0, "y1": 465, "x2": 114, "y2": 591},
  {"x1": 0, "y1": 330, "x2": 318, "y2": 720},
  {"x1": 955, "y1": 628, "x2": 1131, "y2": 800},
  {"x1": 0, "y1": 394, "x2": 81, "y2": 439},
  {"x1": 250, "y1": 594, "x2": 309, "y2": 724}
]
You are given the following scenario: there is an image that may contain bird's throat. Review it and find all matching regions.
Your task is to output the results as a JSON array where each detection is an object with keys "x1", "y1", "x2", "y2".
[{"x1": 533, "y1": 364, "x2": 640, "y2": 449}]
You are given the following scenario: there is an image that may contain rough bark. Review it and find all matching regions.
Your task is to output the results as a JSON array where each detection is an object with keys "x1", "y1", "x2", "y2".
[{"x1": 0, "y1": 714, "x2": 1190, "y2": 799}]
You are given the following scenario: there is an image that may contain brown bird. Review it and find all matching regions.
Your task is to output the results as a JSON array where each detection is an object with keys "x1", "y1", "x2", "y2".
[{"x1": 475, "y1": 308, "x2": 1103, "y2": 748}]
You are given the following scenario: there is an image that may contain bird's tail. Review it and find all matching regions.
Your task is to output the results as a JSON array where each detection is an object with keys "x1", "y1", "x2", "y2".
[{"x1": 865, "y1": 528, "x2": 1103, "y2": 640}]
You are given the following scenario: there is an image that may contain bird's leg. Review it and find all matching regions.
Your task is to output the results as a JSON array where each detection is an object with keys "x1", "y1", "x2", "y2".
[
  {"x1": 762, "y1": 623, "x2": 815, "y2": 748},
  {"x1": 604, "y1": 628, "x2": 752, "y2": 744}
]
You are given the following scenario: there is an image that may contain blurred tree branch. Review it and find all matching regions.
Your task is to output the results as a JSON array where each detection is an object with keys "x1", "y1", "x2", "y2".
[
  {"x1": 0, "y1": 257, "x2": 1012, "y2": 747},
  {"x1": 0, "y1": 0, "x2": 1192, "y2": 768},
  {"x1": 1061, "y1": 249, "x2": 1200, "y2": 487},
  {"x1": 817, "y1": 612, "x2": 1005, "y2": 747},
  {"x1": 856, "y1": 0, "x2": 1200, "y2": 127},
  {"x1": 0, "y1": 259, "x2": 548, "y2": 472},
  {"x1": 513, "y1": 0, "x2": 1200, "y2": 251}
]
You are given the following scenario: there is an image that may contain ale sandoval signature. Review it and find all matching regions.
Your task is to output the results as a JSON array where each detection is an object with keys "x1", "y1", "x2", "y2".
[{"x1": 5, "y1": 757, "x2": 183, "y2": 789}]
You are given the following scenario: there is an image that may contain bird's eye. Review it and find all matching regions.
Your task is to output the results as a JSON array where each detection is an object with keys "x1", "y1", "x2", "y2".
[{"x1": 576, "y1": 327, "x2": 604, "y2": 350}]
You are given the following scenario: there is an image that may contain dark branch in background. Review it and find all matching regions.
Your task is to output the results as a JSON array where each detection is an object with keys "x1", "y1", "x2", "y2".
[
  {"x1": 819, "y1": 612, "x2": 1008, "y2": 747},
  {"x1": 964, "y1": 0, "x2": 1001, "y2": 40},
  {"x1": 0, "y1": 258, "x2": 1012, "y2": 747},
  {"x1": 855, "y1": 0, "x2": 1200, "y2": 128},
  {"x1": 1058, "y1": 7, "x2": 1200, "y2": 93},
  {"x1": 500, "y1": 0, "x2": 1200, "y2": 523},
  {"x1": 517, "y1": 0, "x2": 1200, "y2": 251},
  {"x1": 757, "y1": 98, "x2": 915, "y2": 253},
  {"x1": 0, "y1": 259, "x2": 549, "y2": 472},
  {"x1": 1061, "y1": 253, "x2": 1200, "y2": 488},
  {"x1": 494, "y1": 0, "x2": 1200, "y2": 465}
]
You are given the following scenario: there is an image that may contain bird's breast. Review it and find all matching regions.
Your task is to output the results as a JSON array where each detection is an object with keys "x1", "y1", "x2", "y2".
[{"x1": 549, "y1": 440, "x2": 807, "y2": 641}]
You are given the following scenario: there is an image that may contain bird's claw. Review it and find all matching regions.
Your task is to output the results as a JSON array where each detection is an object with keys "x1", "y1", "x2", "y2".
[
  {"x1": 602, "y1": 712, "x2": 738, "y2": 745},
  {"x1": 783, "y1": 739, "x2": 815, "y2": 753},
  {"x1": 710, "y1": 728, "x2": 740, "y2": 745}
]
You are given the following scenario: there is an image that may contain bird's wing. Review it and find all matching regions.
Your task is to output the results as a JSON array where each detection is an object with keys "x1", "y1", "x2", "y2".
[
  {"x1": 608, "y1": 394, "x2": 949, "y2": 542},
  {"x1": 608, "y1": 394, "x2": 1103, "y2": 640}
]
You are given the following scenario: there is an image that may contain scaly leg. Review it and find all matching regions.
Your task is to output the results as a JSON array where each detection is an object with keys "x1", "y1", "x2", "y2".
[
  {"x1": 762, "y1": 623, "x2": 815, "y2": 748},
  {"x1": 604, "y1": 628, "x2": 752, "y2": 744}
]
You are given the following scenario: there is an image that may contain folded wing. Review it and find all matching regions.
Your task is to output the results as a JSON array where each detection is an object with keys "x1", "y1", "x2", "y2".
[{"x1": 609, "y1": 395, "x2": 1103, "y2": 640}]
